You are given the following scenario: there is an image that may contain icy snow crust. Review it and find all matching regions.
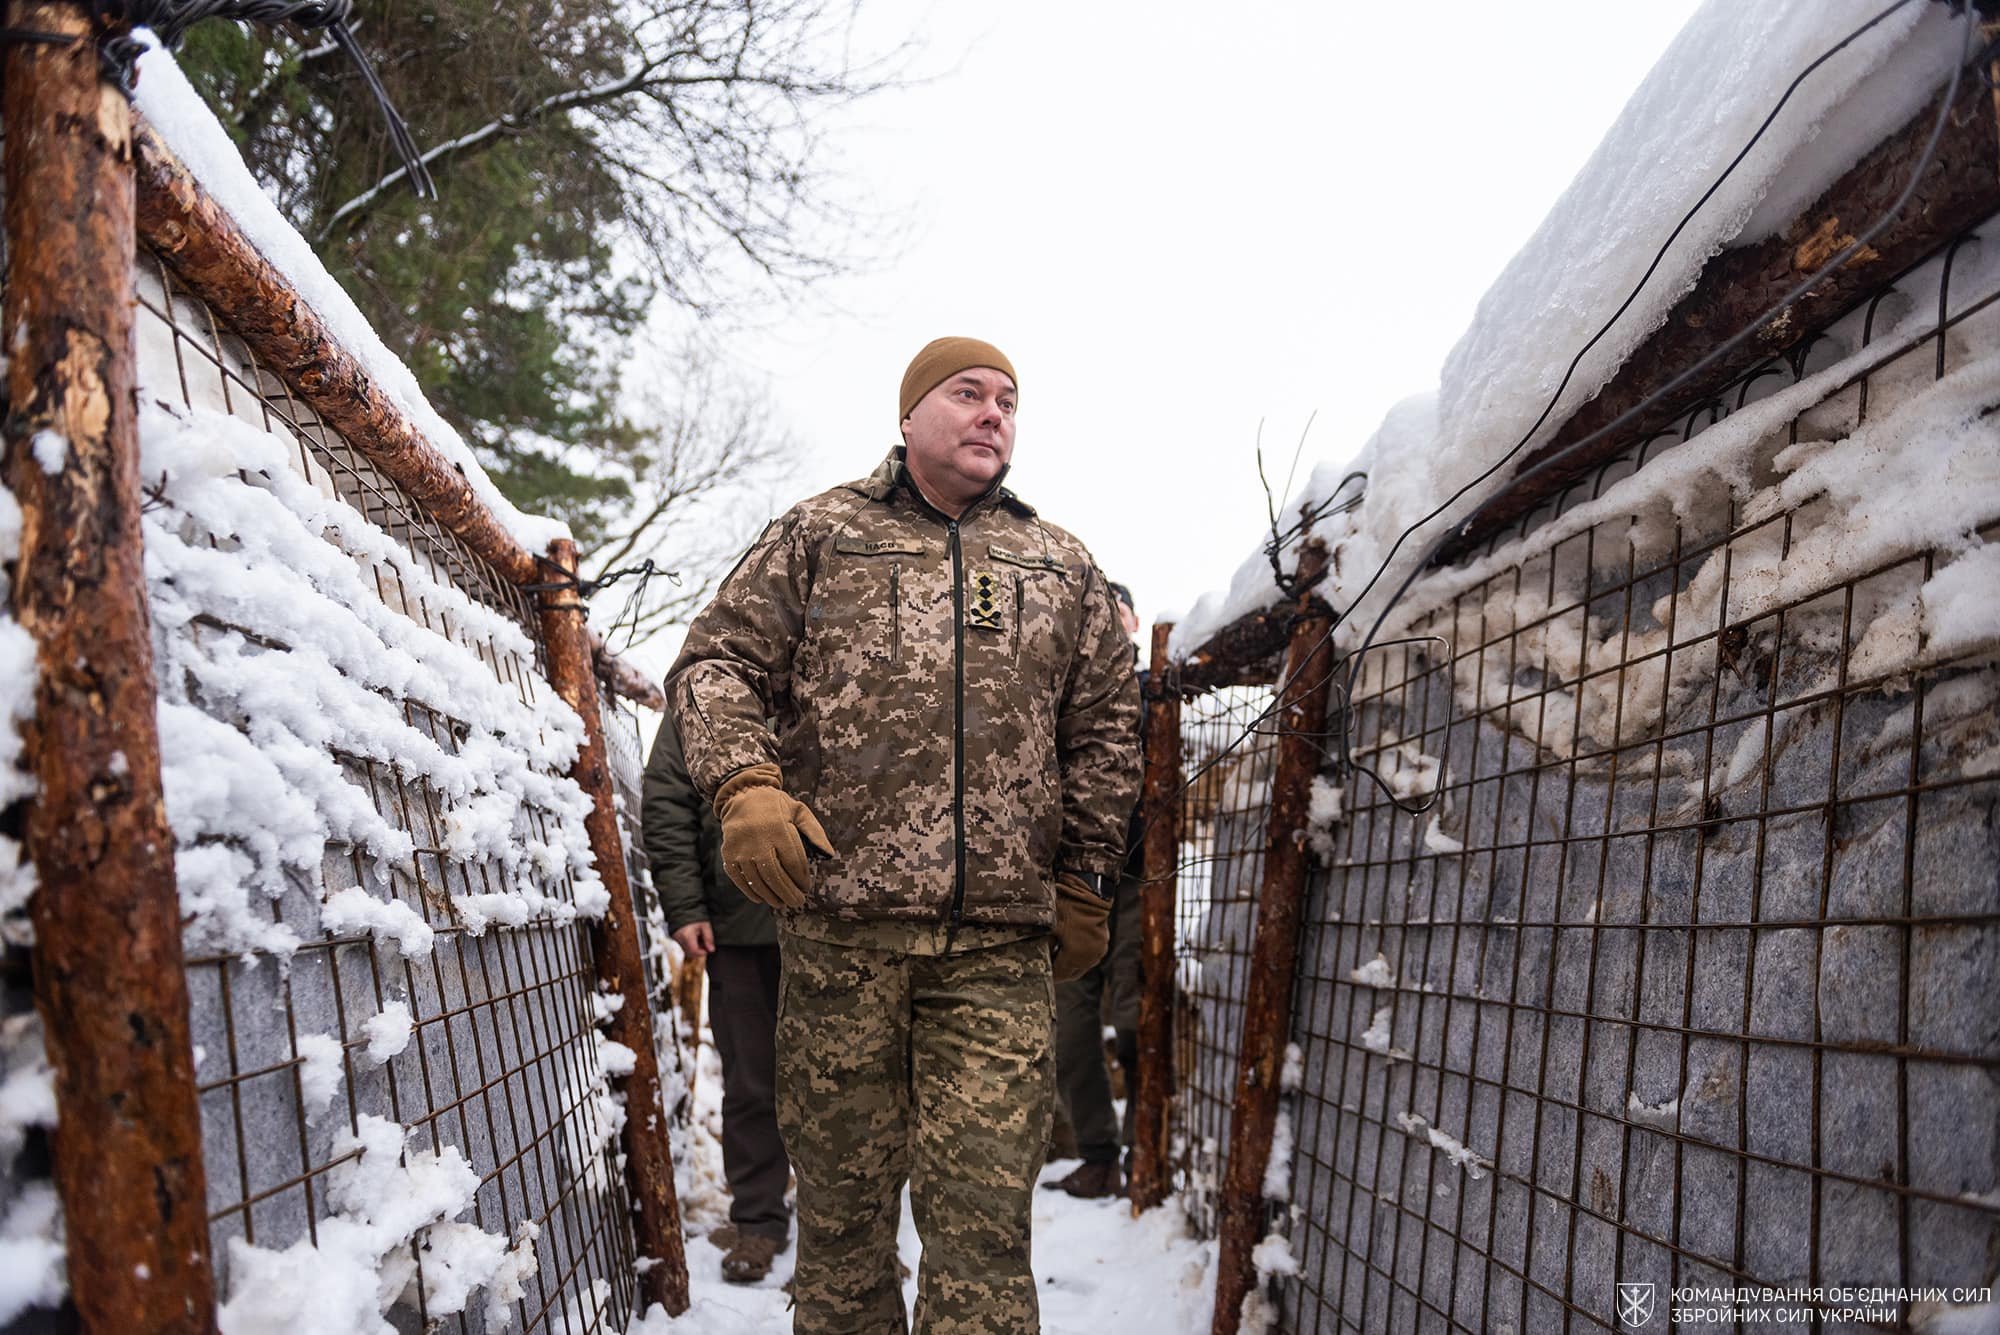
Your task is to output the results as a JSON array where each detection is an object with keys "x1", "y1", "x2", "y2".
[
  {"x1": 1170, "y1": 1, "x2": 1968, "y2": 659},
  {"x1": 128, "y1": 42, "x2": 568, "y2": 555}
]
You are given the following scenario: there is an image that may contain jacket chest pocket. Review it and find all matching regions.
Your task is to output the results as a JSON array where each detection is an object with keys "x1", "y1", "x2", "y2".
[
  {"x1": 811, "y1": 536, "x2": 928, "y2": 671},
  {"x1": 986, "y1": 543, "x2": 1071, "y2": 675}
]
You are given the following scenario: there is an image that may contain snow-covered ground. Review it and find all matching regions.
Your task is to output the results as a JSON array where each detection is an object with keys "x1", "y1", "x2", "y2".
[
  {"x1": 642, "y1": 1041, "x2": 1218, "y2": 1335},
  {"x1": 637, "y1": 1167, "x2": 1218, "y2": 1334}
]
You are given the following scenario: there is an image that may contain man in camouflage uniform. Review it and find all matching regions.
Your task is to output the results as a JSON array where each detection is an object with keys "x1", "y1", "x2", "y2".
[{"x1": 667, "y1": 336, "x2": 1141, "y2": 1333}]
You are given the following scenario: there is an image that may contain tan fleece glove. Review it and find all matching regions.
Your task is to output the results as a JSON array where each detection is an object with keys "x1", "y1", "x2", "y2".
[
  {"x1": 1051, "y1": 872, "x2": 1112, "y2": 983},
  {"x1": 714, "y1": 763, "x2": 834, "y2": 909}
]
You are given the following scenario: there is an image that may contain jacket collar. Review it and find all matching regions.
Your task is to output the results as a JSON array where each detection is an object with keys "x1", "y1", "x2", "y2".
[{"x1": 847, "y1": 447, "x2": 1036, "y2": 520}]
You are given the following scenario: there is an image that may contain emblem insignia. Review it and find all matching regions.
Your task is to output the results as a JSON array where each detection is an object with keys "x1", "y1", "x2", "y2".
[
  {"x1": 1616, "y1": 1282, "x2": 1656, "y2": 1327},
  {"x1": 966, "y1": 570, "x2": 1004, "y2": 631}
]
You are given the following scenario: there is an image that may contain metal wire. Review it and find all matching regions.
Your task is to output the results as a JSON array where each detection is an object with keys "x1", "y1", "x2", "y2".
[
  {"x1": 138, "y1": 252, "x2": 644, "y2": 1333},
  {"x1": 1172, "y1": 684, "x2": 1281, "y2": 1239},
  {"x1": 1167, "y1": 212, "x2": 2000, "y2": 1331}
]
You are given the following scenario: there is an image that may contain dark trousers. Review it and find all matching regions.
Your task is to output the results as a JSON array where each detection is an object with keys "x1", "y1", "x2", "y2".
[
  {"x1": 707, "y1": 943, "x2": 791, "y2": 1240},
  {"x1": 1053, "y1": 877, "x2": 1141, "y2": 1165}
]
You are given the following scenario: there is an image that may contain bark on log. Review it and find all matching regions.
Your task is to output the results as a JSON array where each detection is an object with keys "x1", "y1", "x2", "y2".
[
  {"x1": 129, "y1": 116, "x2": 542, "y2": 588},
  {"x1": 1208, "y1": 603, "x2": 1337, "y2": 1335},
  {"x1": 2, "y1": 6, "x2": 217, "y2": 1327},
  {"x1": 536, "y1": 539, "x2": 689, "y2": 1316},
  {"x1": 1439, "y1": 71, "x2": 2000, "y2": 561},
  {"x1": 1128, "y1": 621, "x2": 1183, "y2": 1216}
]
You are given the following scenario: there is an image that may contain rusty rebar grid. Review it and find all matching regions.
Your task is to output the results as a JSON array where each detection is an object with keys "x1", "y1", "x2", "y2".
[
  {"x1": 129, "y1": 115, "x2": 543, "y2": 590},
  {"x1": 1, "y1": 4, "x2": 218, "y2": 1327},
  {"x1": 536, "y1": 538, "x2": 690, "y2": 1317},
  {"x1": 1209, "y1": 602, "x2": 1338, "y2": 1335}
]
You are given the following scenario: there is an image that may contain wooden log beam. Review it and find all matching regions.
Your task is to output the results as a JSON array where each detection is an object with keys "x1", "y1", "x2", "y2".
[
  {"x1": 1, "y1": 5, "x2": 217, "y2": 1328},
  {"x1": 1438, "y1": 68, "x2": 2000, "y2": 561},
  {"x1": 1174, "y1": 542, "x2": 1328, "y2": 694},
  {"x1": 129, "y1": 116, "x2": 543, "y2": 588},
  {"x1": 1209, "y1": 601, "x2": 1337, "y2": 1335},
  {"x1": 1128, "y1": 621, "x2": 1184, "y2": 1215},
  {"x1": 536, "y1": 538, "x2": 689, "y2": 1317}
]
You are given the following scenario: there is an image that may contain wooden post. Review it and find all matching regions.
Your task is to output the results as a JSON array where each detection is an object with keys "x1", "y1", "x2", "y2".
[
  {"x1": 1128, "y1": 621, "x2": 1182, "y2": 1214},
  {"x1": 1209, "y1": 602, "x2": 1336, "y2": 1335},
  {"x1": 1, "y1": 4, "x2": 218, "y2": 1328},
  {"x1": 536, "y1": 539, "x2": 689, "y2": 1316}
]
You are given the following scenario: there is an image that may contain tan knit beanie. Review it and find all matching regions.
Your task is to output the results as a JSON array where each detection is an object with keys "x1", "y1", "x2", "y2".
[{"x1": 898, "y1": 337, "x2": 1018, "y2": 422}]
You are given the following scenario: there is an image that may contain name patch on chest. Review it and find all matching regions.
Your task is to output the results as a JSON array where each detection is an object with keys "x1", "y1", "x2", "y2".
[
  {"x1": 967, "y1": 571, "x2": 1005, "y2": 631},
  {"x1": 834, "y1": 536, "x2": 926, "y2": 557},
  {"x1": 987, "y1": 543, "x2": 1066, "y2": 573}
]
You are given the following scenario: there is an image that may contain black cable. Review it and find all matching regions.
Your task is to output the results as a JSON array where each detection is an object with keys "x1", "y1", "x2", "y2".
[
  {"x1": 1141, "y1": 0, "x2": 1979, "y2": 869},
  {"x1": 96, "y1": 0, "x2": 435, "y2": 200},
  {"x1": 1331, "y1": 0, "x2": 1977, "y2": 812}
]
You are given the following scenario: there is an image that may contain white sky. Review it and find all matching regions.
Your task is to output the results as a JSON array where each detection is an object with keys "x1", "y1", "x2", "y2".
[{"x1": 624, "y1": 0, "x2": 1708, "y2": 670}]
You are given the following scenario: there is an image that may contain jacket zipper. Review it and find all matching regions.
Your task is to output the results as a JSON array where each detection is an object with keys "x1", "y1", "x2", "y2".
[
  {"x1": 889, "y1": 562, "x2": 901, "y2": 664},
  {"x1": 1013, "y1": 573, "x2": 1024, "y2": 658},
  {"x1": 947, "y1": 519, "x2": 967, "y2": 930}
]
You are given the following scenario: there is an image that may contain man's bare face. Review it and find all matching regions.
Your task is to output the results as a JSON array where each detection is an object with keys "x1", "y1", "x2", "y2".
[{"x1": 899, "y1": 366, "x2": 1017, "y2": 511}]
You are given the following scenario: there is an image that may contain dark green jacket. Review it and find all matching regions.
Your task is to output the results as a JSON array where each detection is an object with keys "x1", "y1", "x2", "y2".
[{"x1": 640, "y1": 711, "x2": 776, "y2": 947}]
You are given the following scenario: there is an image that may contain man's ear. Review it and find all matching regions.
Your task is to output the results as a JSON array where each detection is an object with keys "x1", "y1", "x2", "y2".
[{"x1": 899, "y1": 416, "x2": 912, "y2": 445}]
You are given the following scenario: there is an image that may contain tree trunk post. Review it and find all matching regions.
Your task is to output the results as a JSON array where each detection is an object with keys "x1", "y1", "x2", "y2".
[
  {"x1": 1209, "y1": 602, "x2": 1335, "y2": 1335},
  {"x1": 1128, "y1": 620, "x2": 1182, "y2": 1215},
  {"x1": 535, "y1": 538, "x2": 690, "y2": 1317},
  {"x1": 1, "y1": 5, "x2": 218, "y2": 1328}
]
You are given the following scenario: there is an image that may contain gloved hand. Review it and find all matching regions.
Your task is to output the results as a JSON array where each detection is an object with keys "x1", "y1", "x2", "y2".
[
  {"x1": 713, "y1": 763, "x2": 834, "y2": 909},
  {"x1": 1050, "y1": 872, "x2": 1111, "y2": 983}
]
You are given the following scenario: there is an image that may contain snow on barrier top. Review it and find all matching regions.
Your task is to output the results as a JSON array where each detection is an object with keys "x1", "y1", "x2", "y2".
[
  {"x1": 129, "y1": 38, "x2": 570, "y2": 557},
  {"x1": 1169, "y1": 0, "x2": 1983, "y2": 661}
]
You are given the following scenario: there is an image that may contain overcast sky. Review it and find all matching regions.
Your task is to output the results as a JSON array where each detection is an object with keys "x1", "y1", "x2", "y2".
[{"x1": 618, "y1": 0, "x2": 1709, "y2": 672}]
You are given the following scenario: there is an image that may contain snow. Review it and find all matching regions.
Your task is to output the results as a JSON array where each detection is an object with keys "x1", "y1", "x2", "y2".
[
  {"x1": 128, "y1": 40, "x2": 568, "y2": 555},
  {"x1": 0, "y1": 1184, "x2": 66, "y2": 1324},
  {"x1": 361, "y1": 1004, "x2": 413, "y2": 1064},
  {"x1": 1349, "y1": 953, "x2": 1396, "y2": 988},
  {"x1": 295, "y1": 1033, "x2": 345, "y2": 1122},
  {"x1": 136, "y1": 393, "x2": 606, "y2": 961},
  {"x1": 1304, "y1": 776, "x2": 1345, "y2": 860},
  {"x1": 631, "y1": 1163, "x2": 1218, "y2": 1334},
  {"x1": 1169, "y1": 1, "x2": 1975, "y2": 660},
  {"x1": 1263, "y1": 1105, "x2": 1294, "y2": 1201},
  {"x1": 217, "y1": 1115, "x2": 531, "y2": 1334},
  {"x1": 1395, "y1": 1111, "x2": 1494, "y2": 1180},
  {"x1": 0, "y1": 1014, "x2": 62, "y2": 1322},
  {"x1": 0, "y1": 474, "x2": 34, "y2": 947},
  {"x1": 1626, "y1": 1090, "x2": 1682, "y2": 1130},
  {"x1": 1360, "y1": 1006, "x2": 1409, "y2": 1064},
  {"x1": 27, "y1": 430, "x2": 64, "y2": 476},
  {"x1": 1423, "y1": 814, "x2": 1464, "y2": 855}
]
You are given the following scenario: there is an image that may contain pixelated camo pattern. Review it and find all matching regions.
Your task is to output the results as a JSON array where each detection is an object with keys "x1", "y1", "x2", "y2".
[
  {"x1": 776, "y1": 928, "x2": 1053, "y2": 1334},
  {"x1": 668, "y1": 450, "x2": 1142, "y2": 927}
]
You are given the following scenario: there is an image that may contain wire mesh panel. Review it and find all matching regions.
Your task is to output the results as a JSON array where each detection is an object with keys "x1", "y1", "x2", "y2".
[
  {"x1": 1282, "y1": 221, "x2": 2000, "y2": 1332},
  {"x1": 1174, "y1": 683, "x2": 1279, "y2": 1237},
  {"x1": 134, "y1": 253, "x2": 648, "y2": 1333}
]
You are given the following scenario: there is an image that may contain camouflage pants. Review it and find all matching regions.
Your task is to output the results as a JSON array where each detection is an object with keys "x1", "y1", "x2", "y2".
[{"x1": 776, "y1": 929, "x2": 1053, "y2": 1334}]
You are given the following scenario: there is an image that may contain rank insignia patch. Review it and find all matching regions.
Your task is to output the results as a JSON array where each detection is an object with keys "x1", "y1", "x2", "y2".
[{"x1": 966, "y1": 570, "x2": 1004, "y2": 631}]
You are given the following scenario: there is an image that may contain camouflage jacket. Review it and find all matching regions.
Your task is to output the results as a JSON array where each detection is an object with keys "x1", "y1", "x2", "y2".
[{"x1": 666, "y1": 449, "x2": 1142, "y2": 928}]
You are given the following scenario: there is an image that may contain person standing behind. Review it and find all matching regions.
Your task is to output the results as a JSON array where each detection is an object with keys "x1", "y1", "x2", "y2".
[
  {"x1": 1045, "y1": 581, "x2": 1144, "y2": 1199},
  {"x1": 640, "y1": 711, "x2": 791, "y2": 1284}
]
